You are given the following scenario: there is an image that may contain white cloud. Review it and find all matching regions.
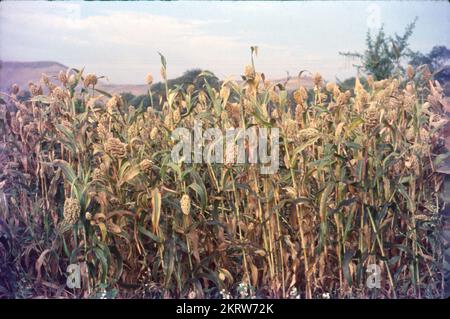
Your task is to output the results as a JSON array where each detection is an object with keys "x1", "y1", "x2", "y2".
[
  {"x1": 0, "y1": 2, "x2": 252, "y2": 83},
  {"x1": 1, "y1": 1, "x2": 447, "y2": 83}
]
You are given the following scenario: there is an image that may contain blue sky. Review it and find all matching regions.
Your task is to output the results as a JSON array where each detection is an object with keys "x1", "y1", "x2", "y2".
[{"x1": 1, "y1": 1, "x2": 449, "y2": 84}]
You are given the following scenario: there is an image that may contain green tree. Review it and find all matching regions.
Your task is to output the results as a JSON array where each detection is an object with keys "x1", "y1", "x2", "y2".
[
  {"x1": 130, "y1": 94, "x2": 151, "y2": 109},
  {"x1": 340, "y1": 18, "x2": 417, "y2": 80},
  {"x1": 121, "y1": 92, "x2": 136, "y2": 105},
  {"x1": 409, "y1": 45, "x2": 450, "y2": 73},
  {"x1": 119, "y1": 69, "x2": 221, "y2": 111}
]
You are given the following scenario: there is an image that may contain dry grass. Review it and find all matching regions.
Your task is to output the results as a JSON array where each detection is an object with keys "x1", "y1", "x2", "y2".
[{"x1": 0, "y1": 51, "x2": 448, "y2": 299}]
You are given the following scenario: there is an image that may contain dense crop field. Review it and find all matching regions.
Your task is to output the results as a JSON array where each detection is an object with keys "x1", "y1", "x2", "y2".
[{"x1": 0, "y1": 53, "x2": 448, "y2": 299}]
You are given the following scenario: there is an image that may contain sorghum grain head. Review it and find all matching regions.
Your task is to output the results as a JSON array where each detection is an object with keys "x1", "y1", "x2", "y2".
[
  {"x1": 28, "y1": 82, "x2": 43, "y2": 97},
  {"x1": 180, "y1": 194, "x2": 191, "y2": 216},
  {"x1": 244, "y1": 65, "x2": 255, "y2": 80},
  {"x1": 406, "y1": 65, "x2": 414, "y2": 80},
  {"x1": 365, "y1": 104, "x2": 379, "y2": 130},
  {"x1": 68, "y1": 74, "x2": 77, "y2": 87},
  {"x1": 64, "y1": 197, "x2": 80, "y2": 225},
  {"x1": 150, "y1": 127, "x2": 158, "y2": 140},
  {"x1": 58, "y1": 70, "x2": 68, "y2": 85},
  {"x1": 283, "y1": 119, "x2": 298, "y2": 139},
  {"x1": 173, "y1": 108, "x2": 181, "y2": 124},
  {"x1": 92, "y1": 167, "x2": 102, "y2": 180},
  {"x1": 326, "y1": 82, "x2": 336, "y2": 93},
  {"x1": 84, "y1": 74, "x2": 98, "y2": 88},
  {"x1": 51, "y1": 87, "x2": 67, "y2": 101},
  {"x1": 107, "y1": 95, "x2": 123, "y2": 112},
  {"x1": 12, "y1": 84, "x2": 19, "y2": 95},
  {"x1": 139, "y1": 159, "x2": 153, "y2": 174},
  {"x1": 146, "y1": 73, "x2": 153, "y2": 85},
  {"x1": 105, "y1": 137, "x2": 127, "y2": 159},
  {"x1": 313, "y1": 73, "x2": 323, "y2": 87}
]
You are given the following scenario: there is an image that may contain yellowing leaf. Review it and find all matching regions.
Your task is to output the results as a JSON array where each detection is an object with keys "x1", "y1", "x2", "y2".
[{"x1": 151, "y1": 188, "x2": 161, "y2": 233}]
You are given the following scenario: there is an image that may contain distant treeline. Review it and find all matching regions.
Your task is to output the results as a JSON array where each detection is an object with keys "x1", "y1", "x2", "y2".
[{"x1": 121, "y1": 69, "x2": 221, "y2": 110}]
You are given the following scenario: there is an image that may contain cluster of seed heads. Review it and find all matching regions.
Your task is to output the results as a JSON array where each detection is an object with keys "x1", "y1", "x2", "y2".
[
  {"x1": 145, "y1": 73, "x2": 153, "y2": 86},
  {"x1": 364, "y1": 105, "x2": 379, "y2": 130},
  {"x1": 28, "y1": 82, "x2": 43, "y2": 97},
  {"x1": 106, "y1": 95, "x2": 123, "y2": 112},
  {"x1": 283, "y1": 119, "x2": 298, "y2": 139},
  {"x1": 105, "y1": 137, "x2": 128, "y2": 158},
  {"x1": 180, "y1": 194, "x2": 191, "y2": 216},
  {"x1": 84, "y1": 74, "x2": 98, "y2": 88},
  {"x1": 139, "y1": 159, "x2": 153, "y2": 174},
  {"x1": 150, "y1": 127, "x2": 158, "y2": 140},
  {"x1": 63, "y1": 197, "x2": 80, "y2": 225},
  {"x1": 51, "y1": 87, "x2": 68, "y2": 101}
]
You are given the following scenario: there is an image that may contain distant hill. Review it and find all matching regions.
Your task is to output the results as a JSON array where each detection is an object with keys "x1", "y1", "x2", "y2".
[
  {"x1": 267, "y1": 76, "x2": 313, "y2": 90},
  {"x1": 0, "y1": 60, "x2": 148, "y2": 95},
  {"x1": 1, "y1": 60, "x2": 313, "y2": 97},
  {"x1": 0, "y1": 60, "x2": 67, "y2": 93}
]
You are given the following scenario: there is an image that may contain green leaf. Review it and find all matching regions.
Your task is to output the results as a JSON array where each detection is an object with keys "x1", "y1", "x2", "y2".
[
  {"x1": 53, "y1": 160, "x2": 77, "y2": 185},
  {"x1": 343, "y1": 209, "x2": 355, "y2": 241},
  {"x1": 292, "y1": 136, "x2": 321, "y2": 159},
  {"x1": 397, "y1": 184, "x2": 414, "y2": 213},
  {"x1": 109, "y1": 245, "x2": 123, "y2": 283},
  {"x1": 343, "y1": 250, "x2": 354, "y2": 287},
  {"x1": 388, "y1": 255, "x2": 401, "y2": 266},
  {"x1": 346, "y1": 118, "x2": 364, "y2": 138},
  {"x1": 151, "y1": 188, "x2": 161, "y2": 233},
  {"x1": 138, "y1": 225, "x2": 163, "y2": 243},
  {"x1": 94, "y1": 88, "x2": 112, "y2": 98},
  {"x1": 320, "y1": 183, "x2": 334, "y2": 222},
  {"x1": 434, "y1": 152, "x2": 450, "y2": 174},
  {"x1": 30, "y1": 95, "x2": 55, "y2": 104},
  {"x1": 188, "y1": 182, "x2": 207, "y2": 211},
  {"x1": 158, "y1": 52, "x2": 167, "y2": 69},
  {"x1": 119, "y1": 164, "x2": 140, "y2": 186},
  {"x1": 197, "y1": 71, "x2": 216, "y2": 78},
  {"x1": 93, "y1": 246, "x2": 109, "y2": 284}
]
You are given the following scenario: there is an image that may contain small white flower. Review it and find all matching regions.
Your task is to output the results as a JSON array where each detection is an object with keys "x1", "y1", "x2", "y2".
[
  {"x1": 289, "y1": 287, "x2": 298, "y2": 297},
  {"x1": 99, "y1": 289, "x2": 107, "y2": 299},
  {"x1": 237, "y1": 282, "x2": 250, "y2": 298},
  {"x1": 219, "y1": 289, "x2": 232, "y2": 299}
]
